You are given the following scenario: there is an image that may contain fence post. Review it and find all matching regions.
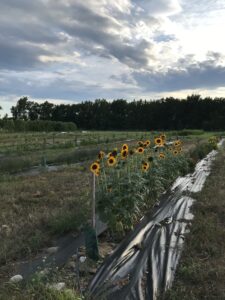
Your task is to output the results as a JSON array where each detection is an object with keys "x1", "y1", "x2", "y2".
[{"x1": 92, "y1": 173, "x2": 96, "y2": 229}]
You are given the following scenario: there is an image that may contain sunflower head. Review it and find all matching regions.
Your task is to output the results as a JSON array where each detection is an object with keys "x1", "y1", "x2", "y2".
[
  {"x1": 107, "y1": 156, "x2": 117, "y2": 166},
  {"x1": 143, "y1": 142, "x2": 148, "y2": 148},
  {"x1": 107, "y1": 152, "x2": 112, "y2": 158},
  {"x1": 142, "y1": 160, "x2": 148, "y2": 166},
  {"x1": 145, "y1": 140, "x2": 151, "y2": 146},
  {"x1": 174, "y1": 140, "x2": 181, "y2": 147},
  {"x1": 142, "y1": 162, "x2": 150, "y2": 172},
  {"x1": 111, "y1": 149, "x2": 118, "y2": 157},
  {"x1": 98, "y1": 151, "x2": 105, "y2": 160},
  {"x1": 137, "y1": 141, "x2": 144, "y2": 147},
  {"x1": 154, "y1": 137, "x2": 163, "y2": 146},
  {"x1": 160, "y1": 134, "x2": 166, "y2": 141},
  {"x1": 137, "y1": 147, "x2": 144, "y2": 154},
  {"x1": 121, "y1": 149, "x2": 128, "y2": 159},
  {"x1": 159, "y1": 153, "x2": 165, "y2": 159},
  {"x1": 95, "y1": 170, "x2": 100, "y2": 176},
  {"x1": 173, "y1": 150, "x2": 179, "y2": 156},
  {"x1": 122, "y1": 144, "x2": 128, "y2": 151},
  {"x1": 90, "y1": 162, "x2": 100, "y2": 174}
]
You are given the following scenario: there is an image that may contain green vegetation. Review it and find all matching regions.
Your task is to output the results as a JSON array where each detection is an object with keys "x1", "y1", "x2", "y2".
[
  {"x1": 164, "y1": 146, "x2": 225, "y2": 300},
  {"x1": 0, "y1": 131, "x2": 155, "y2": 174},
  {"x1": 6, "y1": 95, "x2": 225, "y2": 130},
  {"x1": 0, "y1": 119, "x2": 77, "y2": 132},
  {"x1": 0, "y1": 273, "x2": 82, "y2": 300}
]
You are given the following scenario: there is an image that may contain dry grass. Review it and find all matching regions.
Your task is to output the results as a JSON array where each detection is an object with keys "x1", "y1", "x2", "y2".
[
  {"x1": 0, "y1": 164, "x2": 91, "y2": 269},
  {"x1": 165, "y1": 147, "x2": 225, "y2": 300}
]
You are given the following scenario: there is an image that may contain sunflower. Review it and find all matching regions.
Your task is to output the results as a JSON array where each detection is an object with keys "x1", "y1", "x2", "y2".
[
  {"x1": 160, "y1": 134, "x2": 166, "y2": 141},
  {"x1": 107, "y1": 152, "x2": 113, "y2": 158},
  {"x1": 142, "y1": 162, "x2": 150, "y2": 172},
  {"x1": 95, "y1": 170, "x2": 100, "y2": 176},
  {"x1": 121, "y1": 149, "x2": 128, "y2": 159},
  {"x1": 107, "y1": 156, "x2": 117, "y2": 166},
  {"x1": 173, "y1": 150, "x2": 179, "y2": 155},
  {"x1": 122, "y1": 144, "x2": 128, "y2": 151},
  {"x1": 90, "y1": 162, "x2": 100, "y2": 174},
  {"x1": 111, "y1": 149, "x2": 118, "y2": 157},
  {"x1": 154, "y1": 137, "x2": 163, "y2": 146},
  {"x1": 137, "y1": 141, "x2": 144, "y2": 147},
  {"x1": 159, "y1": 153, "x2": 165, "y2": 159},
  {"x1": 98, "y1": 151, "x2": 105, "y2": 160},
  {"x1": 174, "y1": 140, "x2": 181, "y2": 147},
  {"x1": 145, "y1": 140, "x2": 151, "y2": 146},
  {"x1": 137, "y1": 147, "x2": 144, "y2": 154},
  {"x1": 143, "y1": 142, "x2": 148, "y2": 148}
]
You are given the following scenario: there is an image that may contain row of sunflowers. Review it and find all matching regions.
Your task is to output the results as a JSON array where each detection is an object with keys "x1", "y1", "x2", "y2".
[
  {"x1": 89, "y1": 134, "x2": 189, "y2": 234},
  {"x1": 90, "y1": 135, "x2": 182, "y2": 176}
]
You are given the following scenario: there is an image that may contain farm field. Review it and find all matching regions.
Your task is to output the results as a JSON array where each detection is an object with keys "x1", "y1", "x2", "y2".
[
  {"x1": 0, "y1": 131, "x2": 153, "y2": 174},
  {"x1": 0, "y1": 130, "x2": 222, "y2": 174},
  {"x1": 0, "y1": 130, "x2": 224, "y2": 300}
]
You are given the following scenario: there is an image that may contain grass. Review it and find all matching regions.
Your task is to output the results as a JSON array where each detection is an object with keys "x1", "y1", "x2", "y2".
[
  {"x1": 0, "y1": 164, "x2": 91, "y2": 268},
  {"x1": 164, "y1": 146, "x2": 225, "y2": 300},
  {"x1": 0, "y1": 273, "x2": 83, "y2": 300}
]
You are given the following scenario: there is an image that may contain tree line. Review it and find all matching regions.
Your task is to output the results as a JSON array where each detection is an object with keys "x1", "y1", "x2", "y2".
[{"x1": 1, "y1": 94, "x2": 225, "y2": 130}]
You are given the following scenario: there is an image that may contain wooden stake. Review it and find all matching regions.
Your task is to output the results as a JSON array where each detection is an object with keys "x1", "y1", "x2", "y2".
[{"x1": 92, "y1": 173, "x2": 96, "y2": 229}]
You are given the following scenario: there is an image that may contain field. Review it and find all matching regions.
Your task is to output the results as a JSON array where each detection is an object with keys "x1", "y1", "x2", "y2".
[{"x1": 0, "y1": 130, "x2": 224, "y2": 300}]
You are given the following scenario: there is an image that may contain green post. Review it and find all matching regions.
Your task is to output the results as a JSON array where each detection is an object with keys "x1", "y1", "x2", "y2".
[{"x1": 84, "y1": 173, "x2": 99, "y2": 261}]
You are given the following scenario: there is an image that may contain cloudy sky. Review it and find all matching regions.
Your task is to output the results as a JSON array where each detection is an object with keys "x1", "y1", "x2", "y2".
[{"x1": 1, "y1": 0, "x2": 225, "y2": 115}]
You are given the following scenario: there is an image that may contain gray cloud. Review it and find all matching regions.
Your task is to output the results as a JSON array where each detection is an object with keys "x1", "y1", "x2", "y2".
[
  {"x1": 0, "y1": 0, "x2": 156, "y2": 70},
  {"x1": 0, "y1": 37, "x2": 49, "y2": 70},
  {"x1": 132, "y1": 54, "x2": 225, "y2": 92},
  {"x1": 0, "y1": 0, "x2": 225, "y2": 108}
]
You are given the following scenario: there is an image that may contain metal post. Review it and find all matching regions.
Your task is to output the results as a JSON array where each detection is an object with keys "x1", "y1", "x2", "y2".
[{"x1": 92, "y1": 173, "x2": 96, "y2": 229}]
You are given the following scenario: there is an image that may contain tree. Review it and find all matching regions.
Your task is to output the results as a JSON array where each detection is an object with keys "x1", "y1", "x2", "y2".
[{"x1": 11, "y1": 97, "x2": 30, "y2": 120}]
